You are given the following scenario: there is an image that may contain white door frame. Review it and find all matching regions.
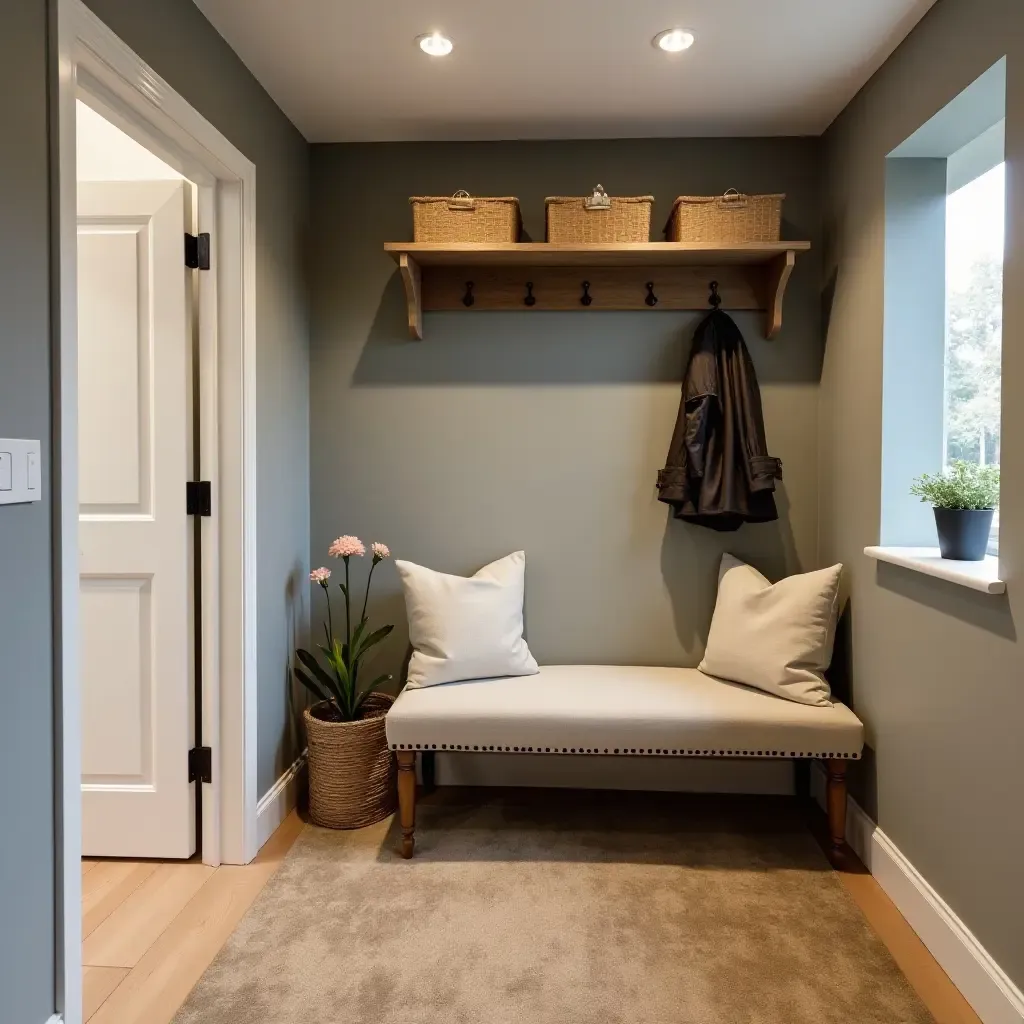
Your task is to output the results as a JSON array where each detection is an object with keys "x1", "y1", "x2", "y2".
[{"x1": 55, "y1": 2, "x2": 259, "y2": 1020}]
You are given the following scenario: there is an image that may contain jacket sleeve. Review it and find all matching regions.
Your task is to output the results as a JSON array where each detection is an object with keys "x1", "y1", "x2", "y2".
[
  {"x1": 657, "y1": 330, "x2": 719, "y2": 504},
  {"x1": 683, "y1": 394, "x2": 714, "y2": 478},
  {"x1": 736, "y1": 344, "x2": 782, "y2": 492},
  {"x1": 682, "y1": 338, "x2": 718, "y2": 478}
]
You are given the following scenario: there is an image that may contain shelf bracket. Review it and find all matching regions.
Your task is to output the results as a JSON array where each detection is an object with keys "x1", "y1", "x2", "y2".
[
  {"x1": 763, "y1": 249, "x2": 795, "y2": 339},
  {"x1": 398, "y1": 253, "x2": 423, "y2": 340}
]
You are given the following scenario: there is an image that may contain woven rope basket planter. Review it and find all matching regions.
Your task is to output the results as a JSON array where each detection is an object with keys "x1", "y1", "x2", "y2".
[
  {"x1": 304, "y1": 693, "x2": 396, "y2": 829},
  {"x1": 545, "y1": 187, "x2": 653, "y2": 243},
  {"x1": 665, "y1": 190, "x2": 784, "y2": 245},
  {"x1": 410, "y1": 192, "x2": 520, "y2": 243}
]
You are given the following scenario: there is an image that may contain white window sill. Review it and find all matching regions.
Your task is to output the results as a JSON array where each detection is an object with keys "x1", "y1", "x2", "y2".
[{"x1": 864, "y1": 546, "x2": 1005, "y2": 595}]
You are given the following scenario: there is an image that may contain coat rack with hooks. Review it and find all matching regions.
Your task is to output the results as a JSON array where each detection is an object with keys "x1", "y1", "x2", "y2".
[{"x1": 384, "y1": 241, "x2": 810, "y2": 341}]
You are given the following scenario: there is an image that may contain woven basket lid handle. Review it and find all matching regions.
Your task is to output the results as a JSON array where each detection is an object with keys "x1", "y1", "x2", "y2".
[
  {"x1": 448, "y1": 190, "x2": 475, "y2": 210},
  {"x1": 584, "y1": 184, "x2": 612, "y2": 210},
  {"x1": 719, "y1": 188, "x2": 748, "y2": 209}
]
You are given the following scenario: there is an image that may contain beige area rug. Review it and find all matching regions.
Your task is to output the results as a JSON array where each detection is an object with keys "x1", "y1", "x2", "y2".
[{"x1": 174, "y1": 791, "x2": 933, "y2": 1024}]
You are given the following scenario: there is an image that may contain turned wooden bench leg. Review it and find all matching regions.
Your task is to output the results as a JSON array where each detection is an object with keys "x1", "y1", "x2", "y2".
[
  {"x1": 825, "y1": 758, "x2": 848, "y2": 855},
  {"x1": 397, "y1": 750, "x2": 417, "y2": 859}
]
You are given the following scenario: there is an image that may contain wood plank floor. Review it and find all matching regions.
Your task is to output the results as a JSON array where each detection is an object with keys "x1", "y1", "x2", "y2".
[
  {"x1": 808, "y1": 814, "x2": 982, "y2": 1024},
  {"x1": 836, "y1": 861, "x2": 982, "y2": 1024},
  {"x1": 80, "y1": 810, "x2": 304, "y2": 1023},
  {"x1": 81, "y1": 803, "x2": 979, "y2": 1024}
]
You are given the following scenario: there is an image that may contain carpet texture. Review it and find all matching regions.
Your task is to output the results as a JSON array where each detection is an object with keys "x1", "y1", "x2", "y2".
[{"x1": 174, "y1": 791, "x2": 933, "y2": 1024}]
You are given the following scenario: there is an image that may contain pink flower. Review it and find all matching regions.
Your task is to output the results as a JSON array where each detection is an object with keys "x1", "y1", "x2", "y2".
[
  {"x1": 328, "y1": 535, "x2": 365, "y2": 559},
  {"x1": 309, "y1": 567, "x2": 331, "y2": 584},
  {"x1": 371, "y1": 542, "x2": 391, "y2": 561}
]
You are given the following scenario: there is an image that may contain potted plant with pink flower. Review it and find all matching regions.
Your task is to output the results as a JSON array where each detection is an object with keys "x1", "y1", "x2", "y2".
[{"x1": 296, "y1": 536, "x2": 397, "y2": 828}]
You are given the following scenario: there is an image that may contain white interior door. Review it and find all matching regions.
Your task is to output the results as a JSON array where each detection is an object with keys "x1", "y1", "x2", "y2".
[{"x1": 78, "y1": 180, "x2": 196, "y2": 859}]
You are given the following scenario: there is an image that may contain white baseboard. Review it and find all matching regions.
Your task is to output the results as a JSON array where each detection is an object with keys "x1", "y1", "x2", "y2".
[
  {"x1": 255, "y1": 751, "x2": 306, "y2": 852},
  {"x1": 812, "y1": 767, "x2": 1024, "y2": 1024},
  {"x1": 45, "y1": 1015, "x2": 63, "y2": 1024}
]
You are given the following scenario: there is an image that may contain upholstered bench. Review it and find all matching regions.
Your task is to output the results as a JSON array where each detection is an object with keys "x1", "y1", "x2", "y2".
[{"x1": 385, "y1": 665, "x2": 864, "y2": 858}]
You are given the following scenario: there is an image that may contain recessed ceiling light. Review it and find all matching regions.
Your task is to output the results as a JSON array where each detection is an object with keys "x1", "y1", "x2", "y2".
[
  {"x1": 417, "y1": 32, "x2": 454, "y2": 57},
  {"x1": 653, "y1": 28, "x2": 695, "y2": 53}
]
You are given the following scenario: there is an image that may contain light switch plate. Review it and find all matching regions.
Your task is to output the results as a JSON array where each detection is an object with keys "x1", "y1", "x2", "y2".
[{"x1": 0, "y1": 439, "x2": 42, "y2": 504}]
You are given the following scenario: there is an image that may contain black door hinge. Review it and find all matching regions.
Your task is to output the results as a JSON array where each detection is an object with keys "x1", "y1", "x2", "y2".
[
  {"x1": 188, "y1": 746, "x2": 213, "y2": 784},
  {"x1": 184, "y1": 232, "x2": 211, "y2": 270},
  {"x1": 186, "y1": 480, "x2": 212, "y2": 516}
]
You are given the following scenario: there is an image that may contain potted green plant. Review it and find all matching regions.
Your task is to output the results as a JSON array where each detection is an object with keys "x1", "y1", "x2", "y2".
[
  {"x1": 295, "y1": 536, "x2": 396, "y2": 829},
  {"x1": 910, "y1": 461, "x2": 999, "y2": 561}
]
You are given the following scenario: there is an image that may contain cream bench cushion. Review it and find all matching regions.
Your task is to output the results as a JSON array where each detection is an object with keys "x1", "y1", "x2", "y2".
[{"x1": 386, "y1": 664, "x2": 864, "y2": 761}]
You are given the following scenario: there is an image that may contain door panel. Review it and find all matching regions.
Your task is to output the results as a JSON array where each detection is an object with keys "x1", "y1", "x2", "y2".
[
  {"x1": 78, "y1": 180, "x2": 196, "y2": 859},
  {"x1": 78, "y1": 226, "x2": 148, "y2": 513},
  {"x1": 80, "y1": 577, "x2": 151, "y2": 779}
]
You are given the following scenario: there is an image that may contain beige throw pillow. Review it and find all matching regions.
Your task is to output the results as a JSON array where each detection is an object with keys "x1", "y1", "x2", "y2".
[
  {"x1": 396, "y1": 551, "x2": 539, "y2": 689},
  {"x1": 699, "y1": 554, "x2": 842, "y2": 706}
]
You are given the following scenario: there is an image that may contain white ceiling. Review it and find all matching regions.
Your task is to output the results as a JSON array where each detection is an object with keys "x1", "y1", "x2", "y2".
[{"x1": 193, "y1": 0, "x2": 937, "y2": 143}]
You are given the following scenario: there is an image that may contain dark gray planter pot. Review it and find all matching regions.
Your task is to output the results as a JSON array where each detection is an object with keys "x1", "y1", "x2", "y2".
[{"x1": 933, "y1": 507, "x2": 994, "y2": 561}]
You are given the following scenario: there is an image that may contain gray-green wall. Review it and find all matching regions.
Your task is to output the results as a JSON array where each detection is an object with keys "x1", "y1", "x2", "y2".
[
  {"x1": 309, "y1": 138, "x2": 823, "y2": 702},
  {"x1": 821, "y1": 0, "x2": 1024, "y2": 986},
  {"x1": 1, "y1": 2, "x2": 309, "y2": 1018},
  {"x1": 0, "y1": 4, "x2": 55, "y2": 1021}
]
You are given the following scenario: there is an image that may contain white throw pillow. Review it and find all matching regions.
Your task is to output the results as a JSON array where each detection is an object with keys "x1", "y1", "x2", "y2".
[
  {"x1": 698, "y1": 554, "x2": 842, "y2": 706},
  {"x1": 396, "y1": 550, "x2": 539, "y2": 689}
]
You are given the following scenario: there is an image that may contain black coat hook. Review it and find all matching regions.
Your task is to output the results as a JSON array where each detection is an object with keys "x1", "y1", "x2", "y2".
[
  {"x1": 708, "y1": 280, "x2": 722, "y2": 309},
  {"x1": 581, "y1": 280, "x2": 593, "y2": 306},
  {"x1": 524, "y1": 281, "x2": 536, "y2": 307},
  {"x1": 462, "y1": 281, "x2": 475, "y2": 307},
  {"x1": 645, "y1": 281, "x2": 658, "y2": 307}
]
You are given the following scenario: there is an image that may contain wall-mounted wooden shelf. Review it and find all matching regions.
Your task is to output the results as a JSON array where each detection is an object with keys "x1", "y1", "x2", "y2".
[{"x1": 384, "y1": 241, "x2": 811, "y2": 340}]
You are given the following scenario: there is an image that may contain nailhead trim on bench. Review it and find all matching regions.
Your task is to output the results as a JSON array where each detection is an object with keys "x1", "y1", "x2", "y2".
[{"x1": 390, "y1": 743, "x2": 860, "y2": 759}]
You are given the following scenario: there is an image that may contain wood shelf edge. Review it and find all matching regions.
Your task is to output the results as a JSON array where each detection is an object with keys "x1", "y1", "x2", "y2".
[
  {"x1": 398, "y1": 253, "x2": 422, "y2": 340},
  {"x1": 385, "y1": 241, "x2": 811, "y2": 260}
]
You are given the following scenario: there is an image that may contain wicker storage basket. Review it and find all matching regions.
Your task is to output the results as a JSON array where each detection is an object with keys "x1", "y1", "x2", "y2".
[
  {"x1": 665, "y1": 190, "x2": 784, "y2": 244},
  {"x1": 304, "y1": 693, "x2": 396, "y2": 829},
  {"x1": 545, "y1": 185, "x2": 654, "y2": 243},
  {"x1": 410, "y1": 192, "x2": 520, "y2": 243}
]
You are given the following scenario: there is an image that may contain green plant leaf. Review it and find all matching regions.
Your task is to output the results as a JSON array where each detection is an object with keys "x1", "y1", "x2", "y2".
[
  {"x1": 350, "y1": 618, "x2": 368, "y2": 657},
  {"x1": 353, "y1": 673, "x2": 392, "y2": 714},
  {"x1": 910, "y1": 459, "x2": 1000, "y2": 510},
  {"x1": 353, "y1": 623, "x2": 394, "y2": 660},
  {"x1": 293, "y1": 665, "x2": 331, "y2": 704},
  {"x1": 327, "y1": 637, "x2": 353, "y2": 716},
  {"x1": 312, "y1": 648, "x2": 345, "y2": 707},
  {"x1": 326, "y1": 638, "x2": 348, "y2": 681},
  {"x1": 296, "y1": 649, "x2": 339, "y2": 700}
]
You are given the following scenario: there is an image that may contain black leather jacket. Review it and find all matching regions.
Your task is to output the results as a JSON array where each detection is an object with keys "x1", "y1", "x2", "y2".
[{"x1": 657, "y1": 309, "x2": 782, "y2": 531}]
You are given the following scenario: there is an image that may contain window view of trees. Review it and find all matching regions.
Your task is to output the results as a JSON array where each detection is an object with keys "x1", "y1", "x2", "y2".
[
  {"x1": 945, "y1": 252, "x2": 1002, "y2": 465},
  {"x1": 945, "y1": 161, "x2": 1004, "y2": 552}
]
